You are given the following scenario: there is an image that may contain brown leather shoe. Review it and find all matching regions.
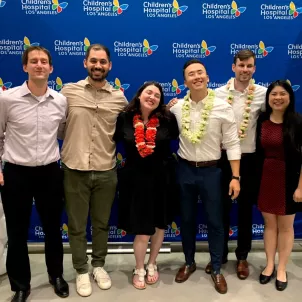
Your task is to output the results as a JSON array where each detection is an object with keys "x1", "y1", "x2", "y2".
[
  {"x1": 175, "y1": 263, "x2": 196, "y2": 283},
  {"x1": 211, "y1": 273, "x2": 227, "y2": 294},
  {"x1": 237, "y1": 260, "x2": 249, "y2": 280},
  {"x1": 205, "y1": 262, "x2": 212, "y2": 274}
]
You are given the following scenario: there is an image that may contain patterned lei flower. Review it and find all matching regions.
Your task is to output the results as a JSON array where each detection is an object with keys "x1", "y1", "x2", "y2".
[
  {"x1": 226, "y1": 78, "x2": 255, "y2": 140},
  {"x1": 181, "y1": 89, "x2": 215, "y2": 144},
  {"x1": 133, "y1": 114, "x2": 159, "y2": 158}
]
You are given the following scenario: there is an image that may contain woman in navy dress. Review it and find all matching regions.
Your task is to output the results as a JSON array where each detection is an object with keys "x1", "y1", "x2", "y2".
[
  {"x1": 256, "y1": 80, "x2": 302, "y2": 291},
  {"x1": 114, "y1": 82, "x2": 179, "y2": 290}
]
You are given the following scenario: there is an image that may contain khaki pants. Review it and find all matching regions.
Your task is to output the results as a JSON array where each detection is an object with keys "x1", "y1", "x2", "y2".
[{"x1": 62, "y1": 164, "x2": 117, "y2": 274}]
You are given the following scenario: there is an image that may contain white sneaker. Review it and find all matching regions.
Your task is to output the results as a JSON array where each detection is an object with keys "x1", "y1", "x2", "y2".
[
  {"x1": 76, "y1": 273, "x2": 92, "y2": 297},
  {"x1": 93, "y1": 267, "x2": 112, "y2": 290}
]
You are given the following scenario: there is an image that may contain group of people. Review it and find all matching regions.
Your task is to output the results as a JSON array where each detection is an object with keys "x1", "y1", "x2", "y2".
[{"x1": 0, "y1": 44, "x2": 301, "y2": 302}]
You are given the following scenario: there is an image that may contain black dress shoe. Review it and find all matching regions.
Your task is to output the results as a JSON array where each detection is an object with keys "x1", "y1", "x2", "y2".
[
  {"x1": 276, "y1": 272, "x2": 288, "y2": 291},
  {"x1": 11, "y1": 290, "x2": 30, "y2": 302},
  {"x1": 259, "y1": 267, "x2": 275, "y2": 284},
  {"x1": 49, "y1": 276, "x2": 69, "y2": 298}
]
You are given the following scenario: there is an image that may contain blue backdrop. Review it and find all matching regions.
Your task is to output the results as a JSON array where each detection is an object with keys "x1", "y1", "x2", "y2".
[{"x1": 1, "y1": 0, "x2": 302, "y2": 243}]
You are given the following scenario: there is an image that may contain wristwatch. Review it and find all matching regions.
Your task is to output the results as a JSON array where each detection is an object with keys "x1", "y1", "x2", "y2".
[{"x1": 232, "y1": 176, "x2": 240, "y2": 181}]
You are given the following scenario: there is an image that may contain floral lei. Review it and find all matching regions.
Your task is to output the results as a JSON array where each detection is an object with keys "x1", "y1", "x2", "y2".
[
  {"x1": 133, "y1": 114, "x2": 159, "y2": 158},
  {"x1": 226, "y1": 78, "x2": 255, "y2": 140},
  {"x1": 181, "y1": 89, "x2": 215, "y2": 144}
]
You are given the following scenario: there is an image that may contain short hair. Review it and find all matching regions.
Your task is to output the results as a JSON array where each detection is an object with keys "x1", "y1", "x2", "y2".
[
  {"x1": 22, "y1": 46, "x2": 53, "y2": 66},
  {"x1": 183, "y1": 59, "x2": 206, "y2": 79},
  {"x1": 233, "y1": 49, "x2": 256, "y2": 65},
  {"x1": 85, "y1": 44, "x2": 111, "y2": 61}
]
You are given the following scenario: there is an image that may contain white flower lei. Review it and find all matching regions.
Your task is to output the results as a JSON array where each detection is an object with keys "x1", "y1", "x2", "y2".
[
  {"x1": 181, "y1": 89, "x2": 215, "y2": 144},
  {"x1": 226, "y1": 78, "x2": 255, "y2": 140}
]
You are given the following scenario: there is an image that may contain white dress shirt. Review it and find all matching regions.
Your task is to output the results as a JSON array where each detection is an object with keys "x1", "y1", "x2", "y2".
[
  {"x1": 215, "y1": 79, "x2": 267, "y2": 153},
  {"x1": 0, "y1": 82, "x2": 67, "y2": 171},
  {"x1": 170, "y1": 92, "x2": 241, "y2": 162}
]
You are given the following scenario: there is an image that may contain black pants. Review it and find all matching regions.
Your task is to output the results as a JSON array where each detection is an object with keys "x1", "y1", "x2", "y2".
[
  {"x1": 1, "y1": 162, "x2": 64, "y2": 291},
  {"x1": 219, "y1": 151, "x2": 257, "y2": 261},
  {"x1": 177, "y1": 159, "x2": 224, "y2": 273}
]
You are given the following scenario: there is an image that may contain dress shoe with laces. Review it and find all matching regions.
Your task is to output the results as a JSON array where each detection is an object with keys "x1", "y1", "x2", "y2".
[
  {"x1": 259, "y1": 267, "x2": 275, "y2": 284},
  {"x1": 11, "y1": 290, "x2": 30, "y2": 302},
  {"x1": 49, "y1": 276, "x2": 69, "y2": 298},
  {"x1": 276, "y1": 272, "x2": 288, "y2": 291}
]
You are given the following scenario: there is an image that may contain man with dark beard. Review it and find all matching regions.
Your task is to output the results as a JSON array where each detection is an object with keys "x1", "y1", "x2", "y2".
[{"x1": 60, "y1": 44, "x2": 127, "y2": 297}]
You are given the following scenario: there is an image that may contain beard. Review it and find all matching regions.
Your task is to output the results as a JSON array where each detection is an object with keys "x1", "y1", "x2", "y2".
[{"x1": 87, "y1": 67, "x2": 109, "y2": 82}]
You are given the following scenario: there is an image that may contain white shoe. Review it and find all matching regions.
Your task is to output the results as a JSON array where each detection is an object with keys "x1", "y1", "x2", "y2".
[
  {"x1": 93, "y1": 267, "x2": 112, "y2": 290},
  {"x1": 76, "y1": 273, "x2": 92, "y2": 297}
]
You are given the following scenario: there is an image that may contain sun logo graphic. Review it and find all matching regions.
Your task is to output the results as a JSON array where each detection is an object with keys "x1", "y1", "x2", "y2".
[
  {"x1": 56, "y1": 77, "x2": 63, "y2": 91},
  {"x1": 61, "y1": 223, "x2": 68, "y2": 237},
  {"x1": 289, "y1": 1, "x2": 302, "y2": 18},
  {"x1": 172, "y1": 79, "x2": 185, "y2": 94},
  {"x1": 0, "y1": 0, "x2": 6, "y2": 8},
  {"x1": 116, "y1": 152, "x2": 126, "y2": 168},
  {"x1": 23, "y1": 36, "x2": 39, "y2": 50},
  {"x1": 231, "y1": 1, "x2": 246, "y2": 17},
  {"x1": 143, "y1": 39, "x2": 158, "y2": 55},
  {"x1": 172, "y1": 0, "x2": 188, "y2": 16},
  {"x1": 287, "y1": 80, "x2": 300, "y2": 92},
  {"x1": 171, "y1": 222, "x2": 180, "y2": 236},
  {"x1": 113, "y1": 0, "x2": 129, "y2": 14},
  {"x1": 201, "y1": 40, "x2": 216, "y2": 56},
  {"x1": 111, "y1": 78, "x2": 130, "y2": 92},
  {"x1": 229, "y1": 226, "x2": 238, "y2": 237},
  {"x1": 0, "y1": 78, "x2": 12, "y2": 91},
  {"x1": 52, "y1": 0, "x2": 68, "y2": 13},
  {"x1": 258, "y1": 41, "x2": 274, "y2": 57},
  {"x1": 84, "y1": 37, "x2": 90, "y2": 51}
]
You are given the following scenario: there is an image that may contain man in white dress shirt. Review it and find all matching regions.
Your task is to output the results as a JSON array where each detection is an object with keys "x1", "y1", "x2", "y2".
[
  {"x1": 170, "y1": 59, "x2": 241, "y2": 294},
  {"x1": 211, "y1": 50, "x2": 267, "y2": 280}
]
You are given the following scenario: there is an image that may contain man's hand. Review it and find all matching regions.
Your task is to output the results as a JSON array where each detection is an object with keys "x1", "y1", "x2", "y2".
[
  {"x1": 229, "y1": 179, "x2": 240, "y2": 200},
  {"x1": 0, "y1": 172, "x2": 4, "y2": 186},
  {"x1": 167, "y1": 98, "x2": 179, "y2": 109},
  {"x1": 293, "y1": 188, "x2": 302, "y2": 202}
]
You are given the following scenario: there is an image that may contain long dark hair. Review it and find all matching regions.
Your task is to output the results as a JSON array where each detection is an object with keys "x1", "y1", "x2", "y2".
[
  {"x1": 264, "y1": 80, "x2": 300, "y2": 151},
  {"x1": 124, "y1": 81, "x2": 168, "y2": 118}
]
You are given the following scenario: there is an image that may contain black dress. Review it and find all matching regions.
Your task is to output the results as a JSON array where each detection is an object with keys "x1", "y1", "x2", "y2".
[{"x1": 114, "y1": 111, "x2": 179, "y2": 235}]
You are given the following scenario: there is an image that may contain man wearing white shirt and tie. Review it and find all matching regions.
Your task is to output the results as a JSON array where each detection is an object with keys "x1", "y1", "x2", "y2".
[
  {"x1": 212, "y1": 50, "x2": 267, "y2": 280},
  {"x1": 170, "y1": 59, "x2": 241, "y2": 294}
]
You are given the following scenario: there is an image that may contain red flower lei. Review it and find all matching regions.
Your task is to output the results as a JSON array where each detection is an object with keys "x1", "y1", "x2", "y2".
[{"x1": 133, "y1": 114, "x2": 159, "y2": 158}]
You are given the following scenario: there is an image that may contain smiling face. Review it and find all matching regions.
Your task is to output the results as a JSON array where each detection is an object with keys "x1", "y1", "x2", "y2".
[
  {"x1": 232, "y1": 57, "x2": 256, "y2": 83},
  {"x1": 184, "y1": 62, "x2": 209, "y2": 93},
  {"x1": 139, "y1": 84, "x2": 161, "y2": 112},
  {"x1": 268, "y1": 85, "x2": 290, "y2": 113}
]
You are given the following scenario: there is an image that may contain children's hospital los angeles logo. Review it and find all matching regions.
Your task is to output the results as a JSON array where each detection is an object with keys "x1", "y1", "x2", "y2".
[
  {"x1": 0, "y1": 78, "x2": 12, "y2": 91},
  {"x1": 202, "y1": 1, "x2": 246, "y2": 19},
  {"x1": 172, "y1": 40, "x2": 216, "y2": 59},
  {"x1": 21, "y1": 0, "x2": 68, "y2": 15},
  {"x1": 164, "y1": 222, "x2": 180, "y2": 238},
  {"x1": 0, "y1": 36, "x2": 39, "y2": 56},
  {"x1": 159, "y1": 79, "x2": 185, "y2": 98},
  {"x1": 143, "y1": 0, "x2": 188, "y2": 18},
  {"x1": 260, "y1": 1, "x2": 302, "y2": 20},
  {"x1": 288, "y1": 43, "x2": 302, "y2": 59},
  {"x1": 230, "y1": 41, "x2": 274, "y2": 58},
  {"x1": 53, "y1": 37, "x2": 90, "y2": 56},
  {"x1": 114, "y1": 39, "x2": 158, "y2": 57},
  {"x1": 83, "y1": 0, "x2": 129, "y2": 17}
]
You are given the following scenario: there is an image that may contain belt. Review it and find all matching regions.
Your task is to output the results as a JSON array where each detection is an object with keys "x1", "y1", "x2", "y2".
[{"x1": 181, "y1": 158, "x2": 218, "y2": 168}]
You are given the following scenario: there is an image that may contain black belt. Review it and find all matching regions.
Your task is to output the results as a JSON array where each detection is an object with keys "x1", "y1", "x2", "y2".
[{"x1": 180, "y1": 157, "x2": 218, "y2": 168}]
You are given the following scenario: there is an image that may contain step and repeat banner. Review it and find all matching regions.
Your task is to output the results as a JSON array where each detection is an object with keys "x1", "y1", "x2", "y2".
[{"x1": 1, "y1": 0, "x2": 302, "y2": 243}]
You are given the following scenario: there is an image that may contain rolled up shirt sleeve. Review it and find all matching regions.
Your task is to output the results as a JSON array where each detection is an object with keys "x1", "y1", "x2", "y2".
[{"x1": 222, "y1": 105, "x2": 241, "y2": 160}]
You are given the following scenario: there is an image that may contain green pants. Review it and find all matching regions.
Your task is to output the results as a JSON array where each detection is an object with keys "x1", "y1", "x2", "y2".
[{"x1": 62, "y1": 164, "x2": 117, "y2": 274}]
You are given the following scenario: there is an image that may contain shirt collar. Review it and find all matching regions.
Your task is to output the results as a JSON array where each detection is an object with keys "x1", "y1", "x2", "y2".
[
  {"x1": 229, "y1": 78, "x2": 249, "y2": 94},
  {"x1": 189, "y1": 91, "x2": 209, "y2": 105},
  {"x1": 84, "y1": 77, "x2": 112, "y2": 93},
  {"x1": 19, "y1": 81, "x2": 55, "y2": 98}
]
